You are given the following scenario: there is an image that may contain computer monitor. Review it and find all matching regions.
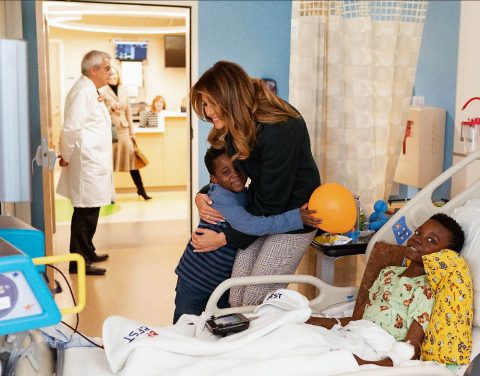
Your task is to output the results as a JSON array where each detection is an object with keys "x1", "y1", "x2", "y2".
[{"x1": 115, "y1": 42, "x2": 148, "y2": 61}]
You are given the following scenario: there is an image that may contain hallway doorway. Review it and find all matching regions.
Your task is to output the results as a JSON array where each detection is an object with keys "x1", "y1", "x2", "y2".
[{"x1": 41, "y1": 0, "x2": 194, "y2": 334}]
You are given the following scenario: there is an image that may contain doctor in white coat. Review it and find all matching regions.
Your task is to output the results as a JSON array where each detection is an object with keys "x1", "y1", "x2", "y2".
[{"x1": 57, "y1": 50, "x2": 113, "y2": 276}]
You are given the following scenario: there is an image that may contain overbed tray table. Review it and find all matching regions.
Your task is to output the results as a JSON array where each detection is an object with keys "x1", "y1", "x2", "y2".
[{"x1": 311, "y1": 237, "x2": 368, "y2": 285}]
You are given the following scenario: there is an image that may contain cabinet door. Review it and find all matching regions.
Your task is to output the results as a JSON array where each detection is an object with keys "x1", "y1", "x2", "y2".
[
  {"x1": 163, "y1": 118, "x2": 188, "y2": 186},
  {"x1": 394, "y1": 107, "x2": 445, "y2": 188},
  {"x1": 141, "y1": 133, "x2": 165, "y2": 187},
  {"x1": 113, "y1": 133, "x2": 165, "y2": 189}
]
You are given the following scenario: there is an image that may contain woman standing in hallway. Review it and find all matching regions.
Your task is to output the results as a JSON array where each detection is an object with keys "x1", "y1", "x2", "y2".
[
  {"x1": 100, "y1": 67, "x2": 151, "y2": 200},
  {"x1": 190, "y1": 61, "x2": 320, "y2": 307}
]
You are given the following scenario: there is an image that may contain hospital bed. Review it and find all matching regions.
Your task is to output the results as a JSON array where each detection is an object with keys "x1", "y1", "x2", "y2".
[
  {"x1": 39, "y1": 151, "x2": 480, "y2": 374},
  {"x1": 204, "y1": 149, "x2": 480, "y2": 376}
]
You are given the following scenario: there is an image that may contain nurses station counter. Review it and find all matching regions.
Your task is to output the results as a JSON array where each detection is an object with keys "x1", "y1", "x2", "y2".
[{"x1": 113, "y1": 111, "x2": 188, "y2": 191}]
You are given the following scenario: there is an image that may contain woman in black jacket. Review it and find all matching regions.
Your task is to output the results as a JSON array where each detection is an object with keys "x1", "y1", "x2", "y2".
[{"x1": 190, "y1": 61, "x2": 320, "y2": 307}]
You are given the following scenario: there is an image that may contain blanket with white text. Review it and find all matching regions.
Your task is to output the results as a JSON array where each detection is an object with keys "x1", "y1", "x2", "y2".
[{"x1": 103, "y1": 306, "x2": 413, "y2": 375}]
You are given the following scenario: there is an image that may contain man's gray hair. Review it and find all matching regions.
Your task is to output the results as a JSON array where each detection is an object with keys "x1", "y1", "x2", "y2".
[{"x1": 81, "y1": 50, "x2": 111, "y2": 76}]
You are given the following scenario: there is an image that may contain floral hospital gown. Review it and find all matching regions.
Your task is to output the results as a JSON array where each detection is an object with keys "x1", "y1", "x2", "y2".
[{"x1": 362, "y1": 266, "x2": 435, "y2": 341}]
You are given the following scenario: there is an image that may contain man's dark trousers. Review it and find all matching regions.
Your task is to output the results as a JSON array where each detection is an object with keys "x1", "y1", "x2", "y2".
[{"x1": 69, "y1": 207, "x2": 100, "y2": 262}]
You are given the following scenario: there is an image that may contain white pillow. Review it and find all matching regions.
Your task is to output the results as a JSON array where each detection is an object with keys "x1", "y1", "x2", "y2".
[{"x1": 451, "y1": 198, "x2": 480, "y2": 327}]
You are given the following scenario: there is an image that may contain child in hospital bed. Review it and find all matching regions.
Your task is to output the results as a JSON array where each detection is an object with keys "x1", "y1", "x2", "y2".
[
  {"x1": 307, "y1": 213, "x2": 466, "y2": 366},
  {"x1": 173, "y1": 147, "x2": 318, "y2": 323}
]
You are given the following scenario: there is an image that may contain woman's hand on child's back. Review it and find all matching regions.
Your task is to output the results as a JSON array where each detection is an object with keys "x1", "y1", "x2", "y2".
[
  {"x1": 300, "y1": 203, "x2": 321, "y2": 228},
  {"x1": 195, "y1": 193, "x2": 224, "y2": 224}
]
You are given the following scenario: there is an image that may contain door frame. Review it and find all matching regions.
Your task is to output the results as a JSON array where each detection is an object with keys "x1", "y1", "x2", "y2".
[
  {"x1": 47, "y1": 38, "x2": 65, "y2": 143},
  {"x1": 36, "y1": 0, "x2": 199, "y2": 246},
  {"x1": 35, "y1": 1, "x2": 56, "y2": 258}
]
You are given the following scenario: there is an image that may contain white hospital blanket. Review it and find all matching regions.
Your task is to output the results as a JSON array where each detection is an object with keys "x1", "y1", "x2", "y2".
[{"x1": 102, "y1": 307, "x2": 414, "y2": 376}]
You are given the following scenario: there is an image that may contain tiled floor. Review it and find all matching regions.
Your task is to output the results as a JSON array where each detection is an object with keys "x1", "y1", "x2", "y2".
[
  {"x1": 55, "y1": 190, "x2": 189, "y2": 225},
  {"x1": 54, "y1": 190, "x2": 190, "y2": 337}
]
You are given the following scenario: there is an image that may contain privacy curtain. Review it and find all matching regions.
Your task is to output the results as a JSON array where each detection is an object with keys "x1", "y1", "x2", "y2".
[{"x1": 289, "y1": 0, "x2": 428, "y2": 211}]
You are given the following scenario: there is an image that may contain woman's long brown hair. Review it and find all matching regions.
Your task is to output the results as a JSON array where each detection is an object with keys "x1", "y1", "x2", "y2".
[{"x1": 191, "y1": 61, "x2": 300, "y2": 160}]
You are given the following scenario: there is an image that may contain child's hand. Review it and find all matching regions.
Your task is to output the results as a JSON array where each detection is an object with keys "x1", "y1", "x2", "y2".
[
  {"x1": 195, "y1": 193, "x2": 224, "y2": 224},
  {"x1": 191, "y1": 228, "x2": 227, "y2": 252},
  {"x1": 300, "y1": 203, "x2": 321, "y2": 228}
]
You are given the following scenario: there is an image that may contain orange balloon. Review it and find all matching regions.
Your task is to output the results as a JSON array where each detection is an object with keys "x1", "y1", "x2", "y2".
[{"x1": 308, "y1": 183, "x2": 357, "y2": 233}]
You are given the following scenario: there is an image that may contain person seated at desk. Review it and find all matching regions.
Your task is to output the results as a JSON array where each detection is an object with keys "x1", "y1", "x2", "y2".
[
  {"x1": 140, "y1": 95, "x2": 166, "y2": 128},
  {"x1": 307, "y1": 213, "x2": 468, "y2": 366}
]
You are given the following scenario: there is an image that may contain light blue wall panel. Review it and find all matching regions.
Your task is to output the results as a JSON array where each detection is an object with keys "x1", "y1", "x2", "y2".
[
  {"x1": 408, "y1": 1, "x2": 460, "y2": 200},
  {"x1": 197, "y1": 0, "x2": 292, "y2": 187},
  {"x1": 21, "y1": 1, "x2": 44, "y2": 231}
]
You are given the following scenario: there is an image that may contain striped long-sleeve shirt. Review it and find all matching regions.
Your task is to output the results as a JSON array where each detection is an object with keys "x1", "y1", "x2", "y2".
[{"x1": 139, "y1": 110, "x2": 158, "y2": 128}]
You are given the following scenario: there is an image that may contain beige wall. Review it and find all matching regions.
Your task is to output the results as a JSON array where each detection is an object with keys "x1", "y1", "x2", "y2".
[
  {"x1": 0, "y1": 1, "x2": 6, "y2": 38},
  {"x1": 451, "y1": 1, "x2": 480, "y2": 196},
  {"x1": 48, "y1": 27, "x2": 188, "y2": 111}
]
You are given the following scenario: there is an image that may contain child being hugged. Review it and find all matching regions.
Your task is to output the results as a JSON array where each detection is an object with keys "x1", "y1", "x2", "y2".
[{"x1": 173, "y1": 147, "x2": 317, "y2": 323}]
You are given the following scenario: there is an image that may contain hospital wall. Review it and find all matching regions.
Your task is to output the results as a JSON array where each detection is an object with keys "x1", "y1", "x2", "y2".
[
  {"x1": 196, "y1": 1, "x2": 462, "y2": 198},
  {"x1": 451, "y1": 2, "x2": 480, "y2": 196},
  {"x1": 404, "y1": 1, "x2": 460, "y2": 200},
  {"x1": 0, "y1": 2, "x2": 5, "y2": 37},
  {"x1": 197, "y1": 0, "x2": 292, "y2": 187}
]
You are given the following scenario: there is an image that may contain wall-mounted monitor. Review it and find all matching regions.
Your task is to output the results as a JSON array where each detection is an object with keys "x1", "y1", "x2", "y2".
[
  {"x1": 115, "y1": 42, "x2": 147, "y2": 61},
  {"x1": 164, "y1": 35, "x2": 186, "y2": 68}
]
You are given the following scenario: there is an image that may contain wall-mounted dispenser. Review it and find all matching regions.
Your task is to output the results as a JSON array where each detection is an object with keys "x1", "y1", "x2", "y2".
[{"x1": 394, "y1": 107, "x2": 446, "y2": 188}]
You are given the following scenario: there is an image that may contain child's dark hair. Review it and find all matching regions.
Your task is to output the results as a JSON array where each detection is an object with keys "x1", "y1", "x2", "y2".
[
  {"x1": 429, "y1": 213, "x2": 465, "y2": 252},
  {"x1": 204, "y1": 147, "x2": 227, "y2": 176}
]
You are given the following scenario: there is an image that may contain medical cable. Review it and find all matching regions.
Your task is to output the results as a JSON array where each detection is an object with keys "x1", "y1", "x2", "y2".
[{"x1": 46, "y1": 264, "x2": 104, "y2": 349}]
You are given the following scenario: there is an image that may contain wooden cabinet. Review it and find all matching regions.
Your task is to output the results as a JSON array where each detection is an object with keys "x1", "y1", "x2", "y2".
[
  {"x1": 163, "y1": 117, "x2": 189, "y2": 186},
  {"x1": 394, "y1": 107, "x2": 445, "y2": 188},
  {"x1": 113, "y1": 114, "x2": 189, "y2": 190}
]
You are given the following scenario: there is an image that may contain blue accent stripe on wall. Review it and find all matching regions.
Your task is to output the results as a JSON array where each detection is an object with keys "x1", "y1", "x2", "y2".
[
  {"x1": 412, "y1": 0, "x2": 460, "y2": 200},
  {"x1": 21, "y1": 1, "x2": 45, "y2": 231}
]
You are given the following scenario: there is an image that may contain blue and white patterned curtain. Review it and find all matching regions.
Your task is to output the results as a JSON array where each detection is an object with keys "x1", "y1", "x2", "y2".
[{"x1": 289, "y1": 0, "x2": 428, "y2": 211}]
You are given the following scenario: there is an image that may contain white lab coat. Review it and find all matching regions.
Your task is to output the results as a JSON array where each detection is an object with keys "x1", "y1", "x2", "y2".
[{"x1": 56, "y1": 76, "x2": 113, "y2": 207}]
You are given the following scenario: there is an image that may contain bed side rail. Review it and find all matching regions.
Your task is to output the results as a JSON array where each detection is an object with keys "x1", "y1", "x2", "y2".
[
  {"x1": 205, "y1": 274, "x2": 358, "y2": 315},
  {"x1": 366, "y1": 150, "x2": 480, "y2": 260}
]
